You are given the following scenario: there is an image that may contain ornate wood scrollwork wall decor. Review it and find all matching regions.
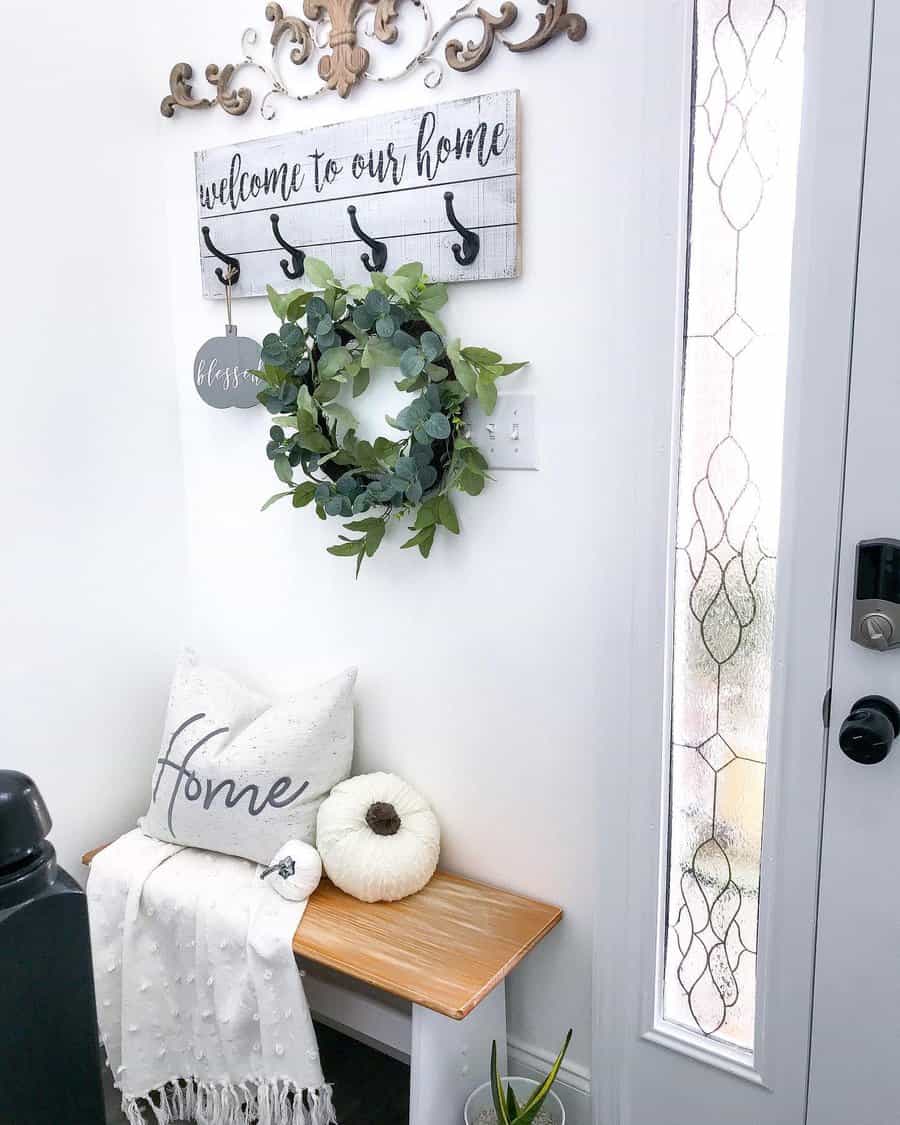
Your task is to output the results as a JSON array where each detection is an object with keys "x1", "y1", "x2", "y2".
[{"x1": 160, "y1": 1, "x2": 587, "y2": 121}]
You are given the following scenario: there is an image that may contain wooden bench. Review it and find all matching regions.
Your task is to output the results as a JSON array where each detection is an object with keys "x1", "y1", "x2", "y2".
[{"x1": 83, "y1": 847, "x2": 562, "y2": 1125}]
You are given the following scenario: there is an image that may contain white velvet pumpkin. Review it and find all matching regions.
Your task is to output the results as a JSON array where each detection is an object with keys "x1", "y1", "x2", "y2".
[
  {"x1": 262, "y1": 839, "x2": 323, "y2": 902},
  {"x1": 316, "y1": 773, "x2": 440, "y2": 903}
]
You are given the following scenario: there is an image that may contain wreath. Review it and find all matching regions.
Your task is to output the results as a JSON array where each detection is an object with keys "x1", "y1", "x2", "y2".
[{"x1": 256, "y1": 257, "x2": 526, "y2": 573}]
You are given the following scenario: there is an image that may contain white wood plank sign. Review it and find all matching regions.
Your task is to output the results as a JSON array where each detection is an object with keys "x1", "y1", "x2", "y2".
[{"x1": 195, "y1": 90, "x2": 520, "y2": 299}]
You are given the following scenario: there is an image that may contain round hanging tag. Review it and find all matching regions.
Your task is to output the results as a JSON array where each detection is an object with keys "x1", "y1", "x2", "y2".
[{"x1": 193, "y1": 326, "x2": 262, "y2": 409}]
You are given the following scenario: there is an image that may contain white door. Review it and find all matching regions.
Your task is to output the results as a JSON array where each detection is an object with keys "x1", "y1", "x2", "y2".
[
  {"x1": 593, "y1": 3, "x2": 877, "y2": 1124},
  {"x1": 807, "y1": 3, "x2": 900, "y2": 1122}
]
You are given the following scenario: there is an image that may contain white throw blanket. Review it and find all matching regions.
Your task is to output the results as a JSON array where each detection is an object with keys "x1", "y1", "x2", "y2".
[{"x1": 87, "y1": 829, "x2": 336, "y2": 1125}]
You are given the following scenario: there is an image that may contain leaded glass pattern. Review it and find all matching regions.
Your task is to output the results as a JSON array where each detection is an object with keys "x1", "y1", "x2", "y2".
[{"x1": 662, "y1": 0, "x2": 807, "y2": 1050}]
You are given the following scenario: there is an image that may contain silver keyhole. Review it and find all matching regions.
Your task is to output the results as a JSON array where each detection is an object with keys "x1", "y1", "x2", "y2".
[{"x1": 861, "y1": 612, "x2": 894, "y2": 650}]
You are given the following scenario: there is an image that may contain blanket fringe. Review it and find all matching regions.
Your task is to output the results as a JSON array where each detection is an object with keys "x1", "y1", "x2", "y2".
[{"x1": 123, "y1": 1079, "x2": 337, "y2": 1125}]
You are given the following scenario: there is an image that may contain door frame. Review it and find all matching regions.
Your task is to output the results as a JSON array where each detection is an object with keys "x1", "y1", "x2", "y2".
[{"x1": 592, "y1": 3, "x2": 873, "y2": 1122}]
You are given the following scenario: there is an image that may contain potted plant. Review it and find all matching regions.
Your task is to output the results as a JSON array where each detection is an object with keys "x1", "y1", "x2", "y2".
[{"x1": 463, "y1": 1031, "x2": 572, "y2": 1125}]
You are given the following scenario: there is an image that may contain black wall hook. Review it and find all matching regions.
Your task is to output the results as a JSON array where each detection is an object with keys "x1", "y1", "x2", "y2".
[
  {"x1": 347, "y1": 205, "x2": 388, "y2": 273},
  {"x1": 444, "y1": 192, "x2": 480, "y2": 267},
  {"x1": 201, "y1": 226, "x2": 241, "y2": 286},
  {"x1": 270, "y1": 213, "x2": 306, "y2": 280}
]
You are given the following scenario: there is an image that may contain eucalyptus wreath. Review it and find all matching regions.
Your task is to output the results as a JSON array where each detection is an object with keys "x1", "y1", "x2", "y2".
[{"x1": 256, "y1": 257, "x2": 526, "y2": 573}]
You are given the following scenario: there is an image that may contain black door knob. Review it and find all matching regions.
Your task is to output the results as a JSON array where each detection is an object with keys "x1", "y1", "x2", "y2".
[{"x1": 839, "y1": 695, "x2": 900, "y2": 764}]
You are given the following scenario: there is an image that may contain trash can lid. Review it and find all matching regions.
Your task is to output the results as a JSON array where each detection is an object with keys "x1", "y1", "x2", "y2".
[{"x1": 0, "y1": 771, "x2": 52, "y2": 875}]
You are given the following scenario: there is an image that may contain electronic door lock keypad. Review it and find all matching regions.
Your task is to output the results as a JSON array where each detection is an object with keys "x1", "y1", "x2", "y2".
[{"x1": 852, "y1": 539, "x2": 900, "y2": 650}]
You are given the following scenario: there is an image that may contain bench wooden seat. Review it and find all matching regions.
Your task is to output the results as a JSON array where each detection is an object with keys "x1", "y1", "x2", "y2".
[{"x1": 83, "y1": 845, "x2": 562, "y2": 1124}]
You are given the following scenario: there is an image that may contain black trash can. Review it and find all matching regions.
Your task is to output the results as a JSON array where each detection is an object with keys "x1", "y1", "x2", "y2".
[{"x1": 0, "y1": 771, "x2": 105, "y2": 1125}]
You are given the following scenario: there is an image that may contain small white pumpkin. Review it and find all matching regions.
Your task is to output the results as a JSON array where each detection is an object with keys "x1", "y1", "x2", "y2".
[
  {"x1": 261, "y1": 839, "x2": 322, "y2": 902},
  {"x1": 316, "y1": 773, "x2": 440, "y2": 903}
]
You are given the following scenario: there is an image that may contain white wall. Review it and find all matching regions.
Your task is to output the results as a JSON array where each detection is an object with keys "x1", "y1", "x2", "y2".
[
  {"x1": 1, "y1": 3, "x2": 606, "y2": 1116},
  {"x1": 0, "y1": 5, "x2": 186, "y2": 879},
  {"x1": 148, "y1": 2, "x2": 606, "y2": 1102}
]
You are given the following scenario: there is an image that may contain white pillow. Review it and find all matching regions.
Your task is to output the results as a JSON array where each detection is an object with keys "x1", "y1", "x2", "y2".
[{"x1": 141, "y1": 652, "x2": 356, "y2": 864}]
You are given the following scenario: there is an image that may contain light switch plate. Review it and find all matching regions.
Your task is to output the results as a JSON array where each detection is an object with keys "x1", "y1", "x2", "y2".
[{"x1": 465, "y1": 393, "x2": 538, "y2": 470}]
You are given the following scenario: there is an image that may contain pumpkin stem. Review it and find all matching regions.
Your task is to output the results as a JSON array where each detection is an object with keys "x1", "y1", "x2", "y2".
[{"x1": 366, "y1": 801, "x2": 401, "y2": 836}]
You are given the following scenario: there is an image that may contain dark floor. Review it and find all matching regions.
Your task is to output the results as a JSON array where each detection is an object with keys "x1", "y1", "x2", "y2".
[
  {"x1": 318, "y1": 1022, "x2": 409, "y2": 1125},
  {"x1": 103, "y1": 1021, "x2": 410, "y2": 1125}
]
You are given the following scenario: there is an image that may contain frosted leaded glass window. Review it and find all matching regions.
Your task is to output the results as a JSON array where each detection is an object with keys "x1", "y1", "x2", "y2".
[{"x1": 662, "y1": 0, "x2": 806, "y2": 1051}]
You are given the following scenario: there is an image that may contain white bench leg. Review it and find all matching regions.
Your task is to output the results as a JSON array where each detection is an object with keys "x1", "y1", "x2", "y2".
[{"x1": 408, "y1": 982, "x2": 507, "y2": 1125}]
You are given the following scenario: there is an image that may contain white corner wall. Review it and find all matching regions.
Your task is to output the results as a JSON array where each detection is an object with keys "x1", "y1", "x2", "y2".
[
  {"x1": 2, "y1": 3, "x2": 615, "y2": 1117},
  {"x1": 0, "y1": 6, "x2": 187, "y2": 879}
]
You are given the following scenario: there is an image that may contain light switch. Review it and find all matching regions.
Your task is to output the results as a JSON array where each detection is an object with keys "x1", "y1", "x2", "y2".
[{"x1": 465, "y1": 393, "x2": 538, "y2": 470}]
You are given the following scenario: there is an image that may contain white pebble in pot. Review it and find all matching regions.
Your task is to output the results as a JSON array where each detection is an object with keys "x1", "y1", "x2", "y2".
[{"x1": 316, "y1": 773, "x2": 440, "y2": 902}]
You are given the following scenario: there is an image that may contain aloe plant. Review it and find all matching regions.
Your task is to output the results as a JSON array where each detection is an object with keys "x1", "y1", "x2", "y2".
[{"x1": 489, "y1": 1030, "x2": 572, "y2": 1125}]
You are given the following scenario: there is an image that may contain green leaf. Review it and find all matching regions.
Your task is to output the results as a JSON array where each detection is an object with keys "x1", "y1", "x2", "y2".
[
  {"x1": 344, "y1": 518, "x2": 384, "y2": 533},
  {"x1": 490, "y1": 1042, "x2": 512, "y2": 1125},
  {"x1": 296, "y1": 429, "x2": 332, "y2": 454},
  {"x1": 292, "y1": 481, "x2": 318, "y2": 508},
  {"x1": 353, "y1": 305, "x2": 376, "y2": 332},
  {"x1": 327, "y1": 539, "x2": 366, "y2": 557},
  {"x1": 285, "y1": 290, "x2": 311, "y2": 322},
  {"x1": 323, "y1": 403, "x2": 359, "y2": 430},
  {"x1": 418, "y1": 525, "x2": 436, "y2": 558},
  {"x1": 305, "y1": 257, "x2": 334, "y2": 287},
  {"x1": 497, "y1": 362, "x2": 527, "y2": 377},
  {"x1": 414, "y1": 501, "x2": 438, "y2": 530},
  {"x1": 260, "y1": 490, "x2": 294, "y2": 511},
  {"x1": 266, "y1": 285, "x2": 289, "y2": 321},
  {"x1": 319, "y1": 347, "x2": 352, "y2": 378},
  {"x1": 462, "y1": 346, "x2": 502, "y2": 366},
  {"x1": 400, "y1": 525, "x2": 436, "y2": 557},
  {"x1": 476, "y1": 375, "x2": 498, "y2": 415},
  {"x1": 514, "y1": 1031, "x2": 572, "y2": 1125},
  {"x1": 418, "y1": 283, "x2": 448, "y2": 312},
  {"x1": 365, "y1": 289, "x2": 391, "y2": 317},
  {"x1": 393, "y1": 262, "x2": 424, "y2": 284},
  {"x1": 295, "y1": 384, "x2": 315, "y2": 418},
  {"x1": 364, "y1": 521, "x2": 385, "y2": 556},
  {"x1": 280, "y1": 322, "x2": 303, "y2": 348},
  {"x1": 273, "y1": 452, "x2": 293, "y2": 483},
  {"x1": 386, "y1": 275, "x2": 415, "y2": 301},
  {"x1": 424, "y1": 412, "x2": 451, "y2": 440},
  {"x1": 376, "y1": 315, "x2": 397, "y2": 339},
  {"x1": 373, "y1": 437, "x2": 400, "y2": 466},
  {"x1": 425, "y1": 363, "x2": 448, "y2": 383},
  {"x1": 400, "y1": 348, "x2": 426, "y2": 379},
  {"x1": 507, "y1": 1085, "x2": 521, "y2": 1122},
  {"x1": 314, "y1": 379, "x2": 341, "y2": 404},
  {"x1": 421, "y1": 331, "x2": 444, "y2": 362},
  {"x1": 447, "y1": 339, "x2": 477, "y2": 395},
  {"x1": 395, "y1": 374, "x2": 427, "y2": 393},
  {"x1": 363, "y1": 338, "x2": 401, "y2": 370},
  {"x1": 347, "y1": 284, "x2": 369, "y2": 301},
  {"x1": 253, "y1": 364, "x2": 288, "y2": 388},
  {"x1": 438, "y1": 495, "x2": 460, "y2": 534},
  {"x1": 458, "y1": 468, "x2": 486, "y2": 496},
  {"x1": 352, "y1": 368, "x2": 370, "y2": 398}
]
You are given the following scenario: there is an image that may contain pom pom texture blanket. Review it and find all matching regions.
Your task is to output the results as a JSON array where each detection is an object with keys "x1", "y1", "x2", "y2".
[{"x1": 88, "y1": 829, "x2": 336, "y2": 1125}]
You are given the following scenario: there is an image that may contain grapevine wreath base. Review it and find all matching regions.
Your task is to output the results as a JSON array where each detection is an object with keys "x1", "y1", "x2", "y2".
[{"x1": 256, "y1": 258, "x2": 526, "y2": 573}]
